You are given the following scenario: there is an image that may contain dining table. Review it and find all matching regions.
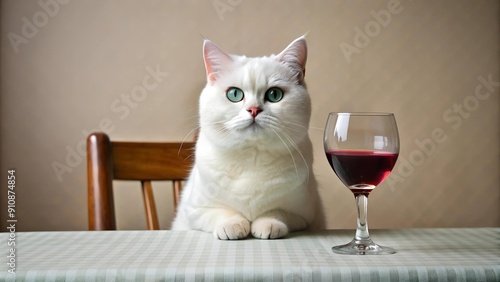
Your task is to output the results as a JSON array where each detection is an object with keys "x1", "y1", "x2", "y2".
[{"x1": 1, "y1": 228, "x2": 499, "y2": 281}]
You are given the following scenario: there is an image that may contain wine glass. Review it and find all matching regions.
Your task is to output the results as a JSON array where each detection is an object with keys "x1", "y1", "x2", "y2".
[{"x1": 324, "y1": 112, "x2": 399, "y2": 255}]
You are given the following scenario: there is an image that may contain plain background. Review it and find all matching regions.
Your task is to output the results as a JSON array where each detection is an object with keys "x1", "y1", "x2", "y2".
[{"x1": 1, "y1": 0, "x2": 498, "y2": 231}]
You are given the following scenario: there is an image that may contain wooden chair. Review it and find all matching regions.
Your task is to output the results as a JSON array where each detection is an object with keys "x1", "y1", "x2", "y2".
[{"x1": 87, "y1": 132, "x2": 195, "y2": 230}]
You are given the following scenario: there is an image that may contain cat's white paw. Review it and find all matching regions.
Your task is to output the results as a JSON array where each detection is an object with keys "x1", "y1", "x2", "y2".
[
  {"x1": 251, "y1": 218, "x2": 289, "y2": 239},
  {"x1": 213, "y1": 217, "x2": 250, "y2": 240}
]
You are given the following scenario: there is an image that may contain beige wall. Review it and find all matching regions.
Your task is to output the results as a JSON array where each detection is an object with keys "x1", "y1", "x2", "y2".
[{"x1": 1, "y1": 0, "x2": 498, "y2": 231}]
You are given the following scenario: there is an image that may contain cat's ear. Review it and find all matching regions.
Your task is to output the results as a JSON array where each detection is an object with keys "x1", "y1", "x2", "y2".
[
  {"x1": 203, "y1": 40, "x2": 233, "y2": 84},
  {"x1": 276, "y1": 36, "x2": 307, "y2": 82}
]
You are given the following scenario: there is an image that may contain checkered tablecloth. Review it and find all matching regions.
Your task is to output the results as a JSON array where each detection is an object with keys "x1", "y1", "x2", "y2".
[{"x1": 1, "y1": 228, "x2": 499, "y2": 281}]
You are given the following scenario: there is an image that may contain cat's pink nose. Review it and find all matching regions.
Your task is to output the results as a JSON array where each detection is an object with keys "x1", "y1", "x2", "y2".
[{"x1": 247, "y1": 107, "x2": 262, "y2": 118}]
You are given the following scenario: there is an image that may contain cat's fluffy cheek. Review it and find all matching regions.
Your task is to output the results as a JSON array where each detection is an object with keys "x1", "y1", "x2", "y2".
[
  {"x1": 251, "y1": 218, "x2": 289, "y2": 239},
  {"x1": 213, "y1": 216, "x2": 251, "y2": 240}
]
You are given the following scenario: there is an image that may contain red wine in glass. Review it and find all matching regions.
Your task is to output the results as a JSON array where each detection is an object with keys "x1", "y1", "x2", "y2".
[
  {"x1": 324, "y1": 112, "x2": 400, "y2": 255},
  {"x1": 325, "y1": 150, "x2": 398, "y2": 197}
]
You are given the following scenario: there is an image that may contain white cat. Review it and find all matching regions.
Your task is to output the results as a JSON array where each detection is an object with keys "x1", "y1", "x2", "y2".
[{"x1": 171, "y1": 36, "x2": 323, "y2": 239}]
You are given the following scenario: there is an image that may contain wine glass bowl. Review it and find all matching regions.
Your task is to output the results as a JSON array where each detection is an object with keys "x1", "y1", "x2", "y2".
[{"x1": 324, "y1": 112, "x2": 399, "y2": 255}]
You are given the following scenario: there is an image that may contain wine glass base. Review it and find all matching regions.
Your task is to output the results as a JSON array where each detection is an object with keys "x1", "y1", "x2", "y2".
[{"x1": 332, "y1": 238, "x2": 396, "y2": 255}]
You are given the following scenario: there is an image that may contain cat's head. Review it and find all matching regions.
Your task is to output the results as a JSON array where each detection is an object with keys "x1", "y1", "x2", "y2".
[{"x1": 199, "y1": 36, "x2": 311, "y2": 150}]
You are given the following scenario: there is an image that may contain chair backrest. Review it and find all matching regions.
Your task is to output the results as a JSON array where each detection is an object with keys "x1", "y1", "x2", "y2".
[{"x1": 87, "y1": 132, "x2": 195, "y2": 230}]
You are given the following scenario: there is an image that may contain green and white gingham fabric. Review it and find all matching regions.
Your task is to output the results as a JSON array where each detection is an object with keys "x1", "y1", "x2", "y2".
[{"x1": 1, "y1": 228, "x2": 499, "y2": 281}]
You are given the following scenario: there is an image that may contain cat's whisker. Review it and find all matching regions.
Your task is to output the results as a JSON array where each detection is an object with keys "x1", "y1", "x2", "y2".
[
  {"x1": 183, "y1": 153, "x2": 195, "y2": 162},
  {"x1": 280, "y1": 125, "x2": 306, "y2": 136},
  {"x1": 265, "y1": 117, "x2": 308, "y2": 181},
  {"x1": 224, "y1": 116, "x2": 252, "y2": 131},
  {"x1": 282, "y1": 121, "x2": 325, "y2": 132},
  {"x1": 202, "y1": 123, "x2": 234, "y2": 145},
  {"x1": 206, "y1": 125, "x2": 228, "y2": 138},
  {"x1": 178, "y1": 127, "x2": 201, "y2": 158},
  {"x1": 269, "y1": 127, "x2": 301, "y2": 181},
  {"x1": 178, "y1": 126, "x2": 201, "y2": 155},
  {"x1": 282, "y1": 120, "x2": 308, "y2": 129},
  {"x1": 266, "y1": 117, "x2": 305, "y2": 140},
  {"x1": 184, "y1": 114, "x2": 200, "y2": 121},
  {"x1": 276, "y1": 128, "x2": 311, "y2": 185},
  {"x1": 267, "y1": 118, "x2": 311, "y2": 184}
]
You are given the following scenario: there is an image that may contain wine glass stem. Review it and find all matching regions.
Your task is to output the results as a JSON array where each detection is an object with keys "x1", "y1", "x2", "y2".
[{"x1": 355, "y1": 194, "x2": 371, "y2": 241}]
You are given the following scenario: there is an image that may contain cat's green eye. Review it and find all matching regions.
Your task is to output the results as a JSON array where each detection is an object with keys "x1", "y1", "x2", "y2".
[
  {"x1": 226, "y1": 87, "x2": 244, "y2": 103},
  {"x1": 265, "y1": 87, "x2": 284, "y2": 103}
]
